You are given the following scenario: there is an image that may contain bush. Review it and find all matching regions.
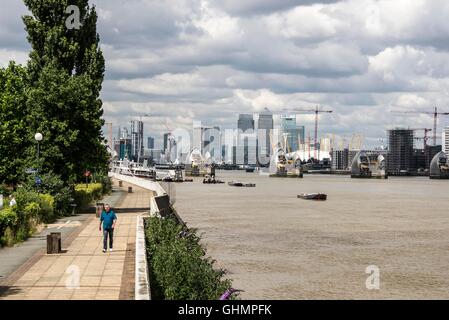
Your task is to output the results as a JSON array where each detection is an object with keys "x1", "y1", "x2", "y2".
[
  {"x1": 13, "y1": 188, "x2": 40, "y2": 233},
  {"x1": 92, "y1": 172, "x2": 112, "y2": 194},
  {"x1": 38, "y1": 194, "x2": 55, "y2": 223},
  {"x1": 0, "y1": 184, "x2": 12, "y2": 197},
  {"x1": 0, "y1": 189, "x2": 57, "y2": 246},
  {"x1": 74, "y1": 183, "x2": 103, "y2": 210},
  {"x1": 145, "y1": 215, "x2": 234, "y2": 300},
  {"x1": 22, "y1": 172, "x2": 72, "y2": 215},
  {"x1": 15, "y1": 189, "x2": 56, "y2": 231},
  {"x1": 0, "y1": 207, "x2": 17, "y2": 245}
]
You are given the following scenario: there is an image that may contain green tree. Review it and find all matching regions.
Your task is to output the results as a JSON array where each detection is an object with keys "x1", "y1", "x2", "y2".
[
  {"x1": 0, "y1": 62, "x2": 30, "y2": 184},
  {"x1": 22, "y1": 0, "x2": 108, "y2": 183}
]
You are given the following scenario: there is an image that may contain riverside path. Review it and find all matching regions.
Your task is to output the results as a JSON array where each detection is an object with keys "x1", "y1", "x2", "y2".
[{"x1": 0, "y1": 179, "x2": 153, "y2": 300}]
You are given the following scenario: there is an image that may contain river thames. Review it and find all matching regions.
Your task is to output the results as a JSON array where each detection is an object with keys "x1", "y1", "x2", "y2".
[{"x1": 173, "y1": 171, "x2": 449, "y2": 299}]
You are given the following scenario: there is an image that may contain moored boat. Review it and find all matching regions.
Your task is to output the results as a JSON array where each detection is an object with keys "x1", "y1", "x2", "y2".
[
  {"x1": 228, "y1": 181, "x2": 256, "y2": 187},
  {"x1": 297, "y1": 193, "x2": 327, "y2": 200},
  {"x1": 245, "y1": 165, "x2": 256, "y2": 173},
  {"x1": 203, "y1": 175, "x2": 225, "y2": 184}
]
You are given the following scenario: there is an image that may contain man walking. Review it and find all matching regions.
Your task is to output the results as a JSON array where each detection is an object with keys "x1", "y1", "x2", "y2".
[{"x1": 99, "y1": 204, "x2": 117, "y2": 253}]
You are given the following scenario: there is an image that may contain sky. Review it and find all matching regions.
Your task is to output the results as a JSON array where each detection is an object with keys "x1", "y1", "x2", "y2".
[{"x1": 2, "y1": 0, "x2": 449, "y2": 149}]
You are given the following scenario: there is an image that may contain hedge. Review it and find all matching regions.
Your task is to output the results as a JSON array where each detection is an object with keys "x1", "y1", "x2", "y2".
[
  {"x1": 145, "y1": 215, "x2": 234, "y2": 300},
  {"x1": 73, "y1": 183, "x2": 103, "y2": 211}
]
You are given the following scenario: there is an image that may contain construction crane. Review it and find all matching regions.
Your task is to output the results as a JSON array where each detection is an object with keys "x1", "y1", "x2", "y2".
[
  {"x1": 285, "y1": 106, "x2": 333, "y2": 159},
  {"x1": 392, "y1": 107, "x2": 449, "y2": 146},
  {"x1": 410, "y1": 128, "x2": 432, "y2": 149}
]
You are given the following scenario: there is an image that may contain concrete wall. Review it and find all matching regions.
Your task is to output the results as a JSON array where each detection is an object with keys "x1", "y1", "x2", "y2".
[
  {"x1": 109, "y1": 172, "x2": 166, "y2": 215},
  {"x1": 135, "y1": 216, "x2": 151, "y2": 300}
]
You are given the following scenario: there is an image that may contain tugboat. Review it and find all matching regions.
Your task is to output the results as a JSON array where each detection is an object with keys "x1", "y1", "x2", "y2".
[
  {"x1": 203, "y1": 175, "x2": 225, "y2": 184},
  {"x1": 245, "y1": 165, "x2": 256, "y2": 173},
  {"x1": 228, "y1": 181, "x2": 256, "y2": 187},
  {"x1": 297, "y1": 193, "x2": 327, "y2": 201}
]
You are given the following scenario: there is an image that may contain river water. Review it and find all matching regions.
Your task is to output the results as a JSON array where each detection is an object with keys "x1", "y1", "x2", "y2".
[{"x1": 173, "y1": 171, "x2": 449, "y2": 299}]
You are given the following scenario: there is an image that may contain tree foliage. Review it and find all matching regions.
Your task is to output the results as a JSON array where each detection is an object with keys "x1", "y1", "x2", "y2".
[
  {"x1": 0, "y1": 0, "x2": 108, "y2": 185},
  {"x1": 0, "y1": 63, "x2": 30, "y2": 184}
]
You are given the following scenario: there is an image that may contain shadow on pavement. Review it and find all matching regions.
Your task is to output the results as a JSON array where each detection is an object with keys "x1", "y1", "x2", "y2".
[{"x1": 0, "y1": 286, "x2": 23, "y2": 298}]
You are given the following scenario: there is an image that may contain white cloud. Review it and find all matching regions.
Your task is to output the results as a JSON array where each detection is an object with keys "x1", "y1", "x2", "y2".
[{"x1": 0, "y1": 49, "x2": 28, "y2": 68}]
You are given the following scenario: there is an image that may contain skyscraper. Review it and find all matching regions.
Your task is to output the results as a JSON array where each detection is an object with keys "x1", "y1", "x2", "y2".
[
  {"x1": 192, "y1": 124, "x2": 222, "y2": 161},
  {"x1": 238, "y1": 114, "x2": 255, "y2": 132},
  {"x1": 130, "y1": 120, "x2": 144, "y2": 160},
  {"x1": 237, "y1": 114, "x2": 256, "y2": 165},
  {"x1": 147, "y1": 136, "x2": 155, "y2": 149},
  {"x1": 163, "y1": 133, "x2": 170, "y2": 153},
  {"x1": 257, "y1": 111, "x2": 274, "y2": 166},
  {"x1": 387, "y1": 129, "x2": 414, "y2": 173},
  {"x1": 281, "y1": 115, "x2": 304, "y2": 153}
]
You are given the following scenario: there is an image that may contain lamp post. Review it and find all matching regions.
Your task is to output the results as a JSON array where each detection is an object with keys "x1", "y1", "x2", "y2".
[
  {"x1": 35, "y1": 132, "x2": 43, "y2": 161},
  {"x1": 34, "y1": 133, "x2": 43, "y2": 194}
]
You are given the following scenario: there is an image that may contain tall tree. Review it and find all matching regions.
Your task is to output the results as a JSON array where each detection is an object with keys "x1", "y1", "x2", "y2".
[
  {"x1": 22, "y1": 0, "x2": 108, "y2": 183},
  {"x1": 0, "y1": 63, "x2": 30, "y2": 184}
]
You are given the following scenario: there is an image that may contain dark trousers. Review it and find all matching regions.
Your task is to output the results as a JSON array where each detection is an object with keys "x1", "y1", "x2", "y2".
[{"x1": 103, "y1": 228, "x2": 114, "y2": 250}]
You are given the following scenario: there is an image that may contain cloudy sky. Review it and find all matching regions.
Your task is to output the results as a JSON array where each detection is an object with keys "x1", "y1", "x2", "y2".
[{"x1": 2, "y1": 0, "x2": 449, "y2": 148}]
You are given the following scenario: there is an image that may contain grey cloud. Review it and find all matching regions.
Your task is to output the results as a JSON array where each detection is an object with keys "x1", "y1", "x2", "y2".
[
  {"x1": 210, "y1": 0, "x2": 342, "y2": 16},
  {"x1": 0, "y1": 0, "x2": 29, "y2": 51}
]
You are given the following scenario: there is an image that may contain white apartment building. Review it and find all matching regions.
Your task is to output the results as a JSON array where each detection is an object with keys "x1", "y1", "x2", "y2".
[{"x1": 443, "y1": 126, "x2": 449, "y2": 154}]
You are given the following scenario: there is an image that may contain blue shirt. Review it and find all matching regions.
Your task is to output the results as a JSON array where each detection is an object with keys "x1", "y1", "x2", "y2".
[{"x1": 100, "y1": 210, "x2": 117, "y2": 229}]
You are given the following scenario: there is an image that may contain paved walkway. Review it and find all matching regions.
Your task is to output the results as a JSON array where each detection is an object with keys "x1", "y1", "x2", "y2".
[{"x1": 0, "y1": 180, "x2": 153, "y2": 300}]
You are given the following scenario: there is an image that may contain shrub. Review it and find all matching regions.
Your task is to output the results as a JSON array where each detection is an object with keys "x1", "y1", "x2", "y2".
[
  {"x1": 74, "y1": 183, "x2": 103, "y2": 210},
  {"x1": 97, "y1": 174, "x2": 112, "y2": 195},
  {"x1": 19, "y1": 201, "x2": 40, "y2": 240},
  {"x1": 0, "y1": 207, "x2": 17, "y2": 245},
  {"x1": 22, "y1": 172, "x2": 71, "y2": 215},
  {"x1": 0, "y1": 184, "x2": 12, "y2": 197},
  {"x1": 13, "y1": 188, "x2": 40, "y2": 232},
  {"x1": 38, "y1": 194, "x2": 55, "y2": 223},
  {"x1": 1, "y1": 189, "x2": 57, "y2": 245},
  {"x1": 92, "y1": 172, "x2": 112, "y2": 194},
  {"x1": 145, "y1": 215, "x2": 233, "y2": 300}
]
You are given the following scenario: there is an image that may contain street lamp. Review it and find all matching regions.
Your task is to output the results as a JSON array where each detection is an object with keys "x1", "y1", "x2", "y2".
[
  {"x1": 34, "y1": 133, "x2": 43, "y2": 194},
  {"x1": 35, "y1": 132, "x2": 43, "y2": 161}
]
